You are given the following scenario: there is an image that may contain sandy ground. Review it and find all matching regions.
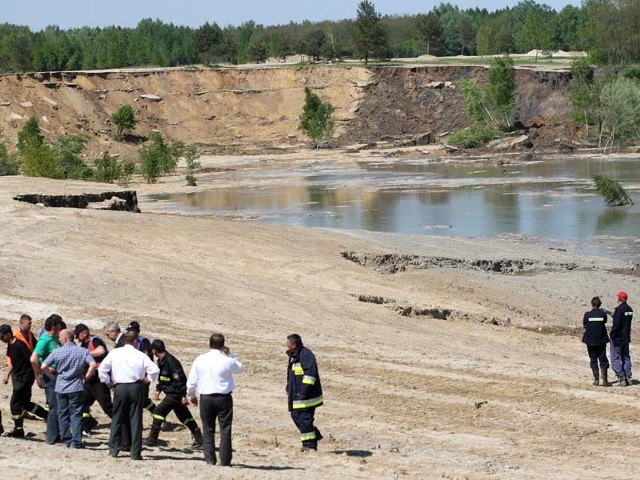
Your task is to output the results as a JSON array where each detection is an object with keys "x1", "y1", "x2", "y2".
[{"x1": 1, "y1": 156, "x2": 640, "y2": 479}]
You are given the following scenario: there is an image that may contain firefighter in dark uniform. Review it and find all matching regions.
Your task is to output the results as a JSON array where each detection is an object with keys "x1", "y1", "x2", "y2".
[
  {"x1": 582, "y1": 296, "x2": 611, "y2": 387},
  {"x1": 286, "y1": 334, "x2": 323, "y2": 451},
  {"x1": 611, "y1": 291, "x2": 634, "y2": 386},
  {"x1": 74, "y1": 324, "x2": 113, "y2": 433},
  {"x1": 145, "y1": 339, "x2": 204, "y2": 448}
]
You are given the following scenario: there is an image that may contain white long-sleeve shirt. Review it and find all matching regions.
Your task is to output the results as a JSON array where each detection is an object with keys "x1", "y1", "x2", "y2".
[
  {"x1": 98, "y1": 344, "x2": 159, "y2": 385},
  {"x1": 187, "y1": 349, "x2": 243, "y2": 398}
]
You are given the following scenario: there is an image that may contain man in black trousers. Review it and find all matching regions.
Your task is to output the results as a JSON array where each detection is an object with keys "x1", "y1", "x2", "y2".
[
  {"x1": 98, "y1": 331, "x2": 159, "y2": 460},
  {"x1": 186, "y1": 333, "x2": 243, "y2": 466}
]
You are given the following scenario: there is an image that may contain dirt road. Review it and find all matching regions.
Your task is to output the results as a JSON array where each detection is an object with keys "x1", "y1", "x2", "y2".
[{"x1": 0, "y1": 170, "x2": 638, "y2": 479}]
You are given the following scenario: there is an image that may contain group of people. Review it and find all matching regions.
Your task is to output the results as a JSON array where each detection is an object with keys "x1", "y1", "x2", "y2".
[
  {"x1": 1, "y1": 314, "x2": 325, "y2": 465},
  {"x1": 582, "y1": 291, "x2": 634, "y2": 387}
]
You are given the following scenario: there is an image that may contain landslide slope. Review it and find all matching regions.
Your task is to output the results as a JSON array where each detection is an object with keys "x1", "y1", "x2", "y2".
[{"x1": 0, "y1": 65, "x2": 575, "y2": 159}]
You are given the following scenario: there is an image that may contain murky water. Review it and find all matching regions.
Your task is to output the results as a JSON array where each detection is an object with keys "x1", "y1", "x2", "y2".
[{"x1": 148, "y1": 156, "x2": 640, "y2": 260}]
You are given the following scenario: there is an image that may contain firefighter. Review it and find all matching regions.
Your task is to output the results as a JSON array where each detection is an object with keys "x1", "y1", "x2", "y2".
[
  {"x1": 74, "y1": 324, "x2": 113, "y2": 434},
  {"x1": 611, "y1": 291, "x2": 634, "y2": 386},
  {"x1": 145, "y1": 339, "x2": 204, "y2": 448},
  {"x1": 582, "y1": 296, "x2": 611, "y2": 387},
  {"x1": 286, "y1": 334, "x2": 324, "y2": 451}
]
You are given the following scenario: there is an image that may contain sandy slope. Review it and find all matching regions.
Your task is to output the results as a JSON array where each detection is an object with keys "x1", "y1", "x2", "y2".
[{"x1": 0, "y1": 171, "x2": 639, "y2": 479}]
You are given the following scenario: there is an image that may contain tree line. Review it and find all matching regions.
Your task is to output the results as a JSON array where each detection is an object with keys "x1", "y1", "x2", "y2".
[{"x1": 1, "y1": 0, "x2": 640, "y2": 73}]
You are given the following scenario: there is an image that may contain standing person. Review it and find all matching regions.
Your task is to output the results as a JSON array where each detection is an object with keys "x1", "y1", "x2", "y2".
[
  {"x1": 74, "y1": 324, "x2": 113, "y2": 433},
  {"x1": 187, "y1": 333, "x2": 243, "y2": 466},
  {"x1": 41, "y1": 329, "x2": 96, "y2": 448},
  {"x1": 3, "y1": 314, "x2": 37, "y2": 385},
  {"x1": 583, "y1": 297, "x2": 611, "y2": 387},
  {"x1": 0, "y1": 324, "x2": 48, "y2": 438},
  {"x1": 117, "y1": 321, "x2": 155, "y2": 414},
  {"x1": 104, "y1": 322, "x2": 122, "y2": 346},
  {"x1": 145, "y1": 339, "x2": 204, "y2": 448},
  {"x1": 98, "y1": 331, "x2": 159, "y2": 460},
  {"x1": 286, "y1": 334, "x2": 324, "y2": 452},
  {"x1": 30, "y1": 314, "x2": 66, "y2": 444},
  {"x1": 610, "y1": 291, "x2": 634, "y2": 386}
]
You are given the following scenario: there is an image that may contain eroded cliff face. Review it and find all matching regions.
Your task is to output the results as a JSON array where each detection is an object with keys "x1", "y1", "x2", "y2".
[{"x1": 0, "y1": 65, "x2": 576, "y2": 159}]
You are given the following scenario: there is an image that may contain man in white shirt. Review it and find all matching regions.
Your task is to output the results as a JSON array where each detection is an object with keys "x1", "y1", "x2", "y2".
[
  {"x1": 187, "y1": 333, "x2": 243, "y2": 466},
  {"x1": 98, "y1": 331, "x2": 159, "y2": 460}
]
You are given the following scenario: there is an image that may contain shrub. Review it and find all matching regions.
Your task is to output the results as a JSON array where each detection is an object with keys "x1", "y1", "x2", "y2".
[
  {"x1": 111, "y1": 105, "x2": 137, "y2": 139},
  {"x1": 597, "y1": 76, "x2": 640, "y2": 150},
  {"x1": 17, "y1": 117, "x2": 44, "y2": 154},
  {"x1": 21, "y1": 143, "x2": 63, "y2": 179},
  {"x1": 183, "y1": 144, "x2": 200, "y2": 186},
  {"x1": 449, "y1": 123, "x2": 502, "y2": 148},
  {"x1": 299, "y1": 87, "x2": 335, "y2": 147},
  {"x1": 52, "y1": 135, "x2": 91, "y2": 180},
  {"x1": 593, "y1": 174, "x2": 634, "y2": 206},
  {"x1": 93, "y1": 153, "x2": 135, "y2": 184},
  {"x1": 0, "y1": 143, "x2": 19, "y2": 176}
]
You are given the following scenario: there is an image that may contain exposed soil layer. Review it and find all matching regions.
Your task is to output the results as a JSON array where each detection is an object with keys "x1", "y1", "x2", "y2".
[{"x1": 14, "y1": 190, "x2": 140, "y2": 211}]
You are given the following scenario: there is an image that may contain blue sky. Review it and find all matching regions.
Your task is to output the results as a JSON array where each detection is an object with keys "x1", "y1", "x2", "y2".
[{"x1": 2, "y1": 1, "x2": 581, "y2": 30}]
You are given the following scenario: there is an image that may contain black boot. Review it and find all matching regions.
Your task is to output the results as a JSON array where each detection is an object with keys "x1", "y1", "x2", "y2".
[
  {"x1": 0, "y1": 411, "x2": 4, "y2": 435},
  {"x1": 591, "y1": 367, "x2": 599, "y2": 386},
  {"x1": 6, "y1": 417, "x2": 25, "y2": 438},
  {"x1": 616, "y1": 375, "x2": 627, "y2": 387},
  {"x1": 625, "y1": 375, "x2": 631, "y2": 386},
  {"x1": 191, "y1": 427, "x2": 204, "y2": 449},
  {"x1": 601, "y1": 368, "x2": 609, "y2": 387},
  {"x1": 145, "y1": 424, "x2": 161, "y2": 447}
]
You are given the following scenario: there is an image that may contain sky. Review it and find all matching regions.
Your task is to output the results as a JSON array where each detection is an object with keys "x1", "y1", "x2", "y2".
[{"x1": 2, "y1": 1, "x2": 582, "y2": 31}]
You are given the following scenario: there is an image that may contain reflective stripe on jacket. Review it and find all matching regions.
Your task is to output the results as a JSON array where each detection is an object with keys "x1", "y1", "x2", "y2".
[{"x1": 287, "y1": 346, "x2": 323, "y2": 411}]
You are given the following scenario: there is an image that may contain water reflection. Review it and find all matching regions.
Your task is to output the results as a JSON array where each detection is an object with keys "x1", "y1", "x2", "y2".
[{"x1": 148, "y1": 156, "x2": 640, "y2": 259}]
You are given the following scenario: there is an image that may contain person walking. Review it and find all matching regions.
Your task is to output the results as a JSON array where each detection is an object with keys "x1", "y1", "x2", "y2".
[
  {"x1": 98, "y1": 331, "x2": 159, "y2": 460},
  {"x1": 286, "y1": 334, "x2": 324, "y2": 451},
  {"x1": 145, "y1": 339, "x2": 204, "y2": 448},
  {"x1": 0, "y1": 324, "x2": 48, "y2": 438},
  {"x1": 583, "y1": 297, "x2": 611, "y2": 387},
  {"x1": 74, "y1": 324, "x2": 114, "y2": 434},
  {"x1": 186, "y1": 333, "x2": 243, "y2": 466},
  {"x1": 611, "y1": 291, "x2": 634, "y2": 386},
  {"x1": 30, "y1": 314, "x2": 66, "y2": 444},
  {"x1": 41, "y1": 329, "x2": 96, "y2": 448}
]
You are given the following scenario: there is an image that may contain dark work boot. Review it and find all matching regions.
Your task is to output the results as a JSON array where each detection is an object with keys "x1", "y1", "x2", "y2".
[
  {"x1": 191, "y1": 427, "x2": 204, "y2": 449},
  {"x1": 625, "y1": 375, "x2": 631, "y2": 386},
  {"x1": 6, "y1": 417, "x2": 25, "y2": 438},
  {"x1": 0, "y1": 411, "x2": 4, "y2": 435},
  {"x1": 616, "y1": 375, "x2": 627, "y2": 387},
  {"x1": 601, "y1": 368, "x2": 610, "y2": 387},
  {"x1": 591, "y1": 367, "x2": 599, "y2": 386},
  {"x1": 144, "y1": 425, "x2": 161, "y2": 447}
]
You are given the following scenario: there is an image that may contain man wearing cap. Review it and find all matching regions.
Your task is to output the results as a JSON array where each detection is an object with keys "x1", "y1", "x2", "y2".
[
  {"x1": 582, "y1": 297, "x2": 611, "y2": 387},
  {"x1": 0, "y1": 324, "x2": 48, "y2": 438},
  {"x1": 286, "y1": 334, "x2": 324, "y2": 451},
  {"x1": 145, "y1": 339, "x2": 204, "y2": 448},
  {"x1": 98, "y1": 331, "x2": 159, "y2": 460},
  {"x1": 30, "y1": 314, "x2": 66, "y2": 444},
  {"x1": 187, "y1": 333, "x2": 243, "y2": 466},
  {"x1": 611, "y1": 291, "x2": 634, "y2": 386},
  {"x1": 75, "y1": 324, "x2": 113, "y2": 433},
  {"x1": 41, "y1": 329, "x2": 97, "y2": 448}
]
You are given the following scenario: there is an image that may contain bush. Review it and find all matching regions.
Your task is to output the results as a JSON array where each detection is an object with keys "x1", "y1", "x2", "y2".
[
  {"x1": 449, "y1": 123, "x2": 502, "y2": 148},
  {"x1": 597, "y1": 76, "x2": 640, "y2": 150},
  {"x1": 0, "y1": 143, "x2": 19, "y2": 176},
  {"x1": 92, "y1": 153, "x2": 135, "y2": 184},
  {"x1": 17, "y1": 117, "x2": 44, "y2": 154},
  {"x1": 21, "y1": 143, "x2": 63, "y2": 179},
  {"x1": 52, "y1": 135, "x2": 91, "y2": 180},
  {"x1": 183, "y1": 144, "x2": 200, "y2": 186},
  {"x1": 593, "y1": 174, "x2": 634, "y2": 206},
  {"x1": 111, "y1": 105, "x2": 137, "y2": 139},
  {"x1": 298, "y1": 87, "x2": 335, "y2": 147}
]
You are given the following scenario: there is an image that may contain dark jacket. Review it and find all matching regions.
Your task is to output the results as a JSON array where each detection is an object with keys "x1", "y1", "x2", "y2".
[
  {"x1": 611, "y1": 302, "x2": 634, "y2": 344},
  {"x1": 286, "y1": 346, "x2": 323, "y2": 412},
  {"x1": 582, "y1": 307, "x2": 610, "y2": 346},
  {"x1": 7, "y1": 339, "x2": 35, "y2": 384},
  {"x1": 156, "y1": 352, "x2": 188, "y2": 396}
]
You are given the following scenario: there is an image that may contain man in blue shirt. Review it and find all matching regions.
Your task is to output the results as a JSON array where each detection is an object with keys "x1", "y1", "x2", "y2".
[{"x1": 42, "y1": 329, "x2": 96, "y2": 448}]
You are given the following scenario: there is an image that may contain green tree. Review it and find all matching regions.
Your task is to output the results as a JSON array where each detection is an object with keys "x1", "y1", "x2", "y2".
[
  {"x1": 21, "y1": 143, "x2": 63, "y2": 179},
  {"x1": 569, "y1": 58, "x2": 597, "y2": 136},
  {"x1": 298, "y1": 87, "x2": 335, "y2": 147},
  {"x1": 111, "y1": 105, "x2": 137, "y2": 139},
  {"x1": 195, "y1": 22, "x2": 223, "y2": 65},
  {"x1": 352, "y1": 0, "x2": 389, "y2": 65},
  {"x1": 17, "y1": 117, "x2": 44, "y2": 154},
  {"x1": 415, "y1": 12, "x2": 442, "y2": 56},
  {"x1": 0, "y1": 142, "x2": 19, "y2": 176},
  {"x1": 487, "y1": 55, "x2": 516, "y2": 127},
  {"x1": 183, "y1": 144, "x2": 200, "y2": 186},
  {"x1": 597, "y1": 76, "x2": 640, "y2": 151},
  {"x1": 52, "y1": 135, "x2": 90, "y2": 179},
  {"x1": 93, "y1": 153, "x2": 134, "y2": 184},
  {"x1": 593, "y1": 174, "x2": 634, "y2": 206},
  {"x1": 138, "y1": 131, "x2": 178, "y2": 183}
]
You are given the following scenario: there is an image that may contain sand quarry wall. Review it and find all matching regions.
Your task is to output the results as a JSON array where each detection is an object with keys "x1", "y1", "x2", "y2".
[{"x1": 0, "y1": 65, "x2": 574, "y2": 159}]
